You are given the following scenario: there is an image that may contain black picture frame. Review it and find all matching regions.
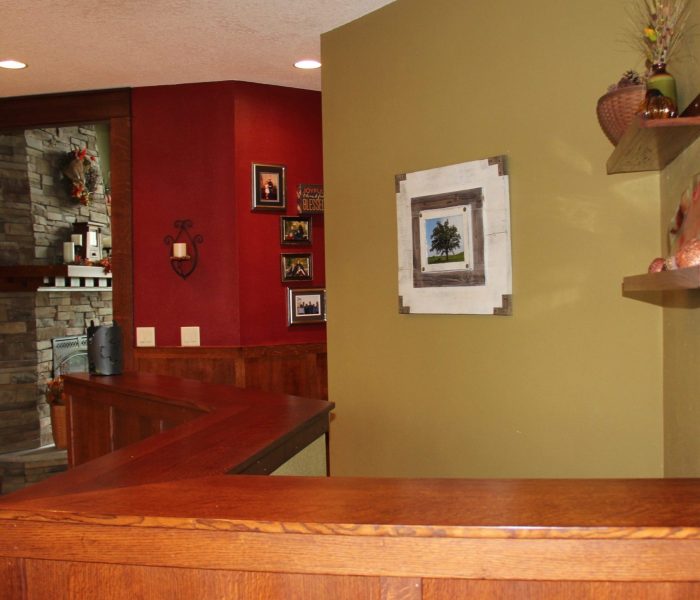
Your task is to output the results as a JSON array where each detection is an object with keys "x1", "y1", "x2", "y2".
[
  {"x1": 281, "y1": 253, "x2": 313, "y2": 282},
  {"x1": 252, "y1": 163, "x2": 286, "y2": 211},
  {"x1": 281, "y1": 216, "x2": 312, "y2": 245}
]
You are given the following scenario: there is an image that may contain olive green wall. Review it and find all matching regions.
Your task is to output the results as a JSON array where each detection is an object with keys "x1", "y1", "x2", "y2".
[
  {"x1": 662, "y1": 138, "x2": 700, "y2": 476},
  {"x1": 322, "y1": 0, "x2": 663, "y2": 478},
  {"x1": 661, "y1": 8, "x2": 700, "y2": 476}
]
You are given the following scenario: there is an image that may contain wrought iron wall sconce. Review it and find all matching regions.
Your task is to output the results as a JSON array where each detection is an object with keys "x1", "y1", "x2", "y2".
[{"x1": 164, "y1": 219, "x2": 203, "y2": 280}]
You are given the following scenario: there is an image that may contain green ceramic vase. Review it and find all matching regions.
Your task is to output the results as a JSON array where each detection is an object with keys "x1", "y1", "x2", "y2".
[{"x1": 647, "y1": 63, "x2": 677, "y2": 111}]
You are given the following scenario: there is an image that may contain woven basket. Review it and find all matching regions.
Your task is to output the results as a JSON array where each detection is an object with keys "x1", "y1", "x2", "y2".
[
  {"x1": 596, "y1": 85, "x2": 646, "y2": 145},
  {"x1": 50, "y1": 404, "x2": 67, "y2": 450}
]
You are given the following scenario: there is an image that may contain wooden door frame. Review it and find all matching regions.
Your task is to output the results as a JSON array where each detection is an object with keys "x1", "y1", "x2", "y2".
[{"x1": 0, "y1": 89, "x2": 135, "y2": 368}]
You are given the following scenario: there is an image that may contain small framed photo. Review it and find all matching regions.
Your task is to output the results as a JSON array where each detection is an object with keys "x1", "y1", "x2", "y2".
[
  {"x1": 252, "y1": 163, "x2": 286, "y2": 211},
  {"x1": 281, "y1": 216, "x2": 312, "y2": 245},
  {"x1": 288, "y1": 287, "x2": 326, "y2": 325},
  {"x1": 281, "y1": 253, "x2": 312, "y2": 282}
]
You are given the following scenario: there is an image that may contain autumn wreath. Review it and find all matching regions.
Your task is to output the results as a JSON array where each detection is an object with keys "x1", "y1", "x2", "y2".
[{"x1": 61, "y1": 147, "x2": 98, "y2": 205}]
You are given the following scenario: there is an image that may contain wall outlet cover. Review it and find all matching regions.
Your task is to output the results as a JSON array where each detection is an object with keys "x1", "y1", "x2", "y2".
[
  {"x1": 136, "y1": 326, "x2": 156, "y2": 347},
  {"x1": 180, "y1": 326, "x2": 200, "y2": 347}
]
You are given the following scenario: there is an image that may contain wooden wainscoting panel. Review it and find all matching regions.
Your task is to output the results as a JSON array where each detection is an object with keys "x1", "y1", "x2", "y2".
[
  {"x1": 134, "y1": 344, "x2": 328, "y2": 400},
  {"x1": 22, "y1": 559, "x2": 379, "y2": 600},
  {"x1": 134, "y1": 347, "x2": 240, "y2": 386},
  {"x1": 111, "y1": 408, "x2": 161, "y2": 451},
  {"x1": 68, "y1": 395, "x2": 112, "y2": 467},
  {"x1": 241, "y1": 344, "x2": 327, "y2": 399},
  {"x1": 381, "y1": 577, "x2": 422, "y2": 600},
  {"x1": 423, "y1": 579, "x2": 700, "y2": 599},
  {"x1": 0, "y1": 557, "x2": 25, "y2": 600}
]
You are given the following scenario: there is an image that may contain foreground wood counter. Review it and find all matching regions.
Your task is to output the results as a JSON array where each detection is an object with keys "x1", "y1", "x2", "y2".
[{"x1": 2, "y1": 376, "x2": 700, "y2": 598}]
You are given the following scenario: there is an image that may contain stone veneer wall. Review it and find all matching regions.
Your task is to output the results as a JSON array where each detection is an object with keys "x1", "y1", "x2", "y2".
[
  {"x1": 0, "y1": 132, "x2": 32, "y2": 265},
  {"x1": 35, "y1": 290, "x2": 113, "y2": 445},
  {"x1": 0, "y1": 126, "x2": 112, "y2": 453},
  {"x1": 0, "y1": 293, "x2": 40, "y2": 452},
  {"x1": 26, "y1": 126, "x2": 111, "y2": 263}
]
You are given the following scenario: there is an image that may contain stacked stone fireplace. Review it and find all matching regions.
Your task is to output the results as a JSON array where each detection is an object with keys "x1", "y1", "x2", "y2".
[{"x1": 0, "y1": 126, "x2": 112, "y2": 458}]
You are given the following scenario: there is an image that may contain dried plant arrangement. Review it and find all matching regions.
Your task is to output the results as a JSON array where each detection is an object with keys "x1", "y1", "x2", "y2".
[{"x1": 629, "y1": 0, "x2": 691, "y2": 69}]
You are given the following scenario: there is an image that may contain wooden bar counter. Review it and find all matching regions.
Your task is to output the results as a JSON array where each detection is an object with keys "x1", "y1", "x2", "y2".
[{"x1": 2, "y1": 375, "x2": 700, "y2": 598}]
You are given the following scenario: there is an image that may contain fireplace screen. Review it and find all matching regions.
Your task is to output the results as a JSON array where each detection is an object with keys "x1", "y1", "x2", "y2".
[{"x1": 52, "y1": 335, "x2": 88, "y2": 377}]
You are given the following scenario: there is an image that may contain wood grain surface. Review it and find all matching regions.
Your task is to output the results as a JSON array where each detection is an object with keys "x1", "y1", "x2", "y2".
[
  {"x1": 134, "y1": 343, "x2": 328, "y2": 400},
  {"x1": 607, "y1": 115, "x2": 700, "y2": 174},
  {"x1": 2, "y1": 374, "x2": 700, "y2": 597}
]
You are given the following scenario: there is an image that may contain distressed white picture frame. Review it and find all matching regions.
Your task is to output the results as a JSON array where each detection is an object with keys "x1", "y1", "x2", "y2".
[{"x1": 396, "y1": 156, "x2": 512, "y2": 315}]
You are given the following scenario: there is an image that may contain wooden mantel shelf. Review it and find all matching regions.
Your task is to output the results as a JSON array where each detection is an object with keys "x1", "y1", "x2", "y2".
[
  {"x1": 622, "y1": 265, "x2": 700, "y2": 292},
  {"x1": 607, "y1": 115, "x2": 700, "y2": 174},
  {"x1": 0, "y1": 264, "x2": 111, "y2": 292},
  {"x1": 0, "y1": 265, "x2": 66, "y2": 291}
]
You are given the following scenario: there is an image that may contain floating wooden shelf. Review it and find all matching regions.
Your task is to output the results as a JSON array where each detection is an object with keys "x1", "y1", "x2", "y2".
[
  {"x1": 607, "y1": 115, "x2": 700, "y2": 174},
  {"x1": 622, "y1": 265, "x2": 700, "y2": 293},
  {"x1": 0, "y1": 264, "x2": 111, "y2": 292}
]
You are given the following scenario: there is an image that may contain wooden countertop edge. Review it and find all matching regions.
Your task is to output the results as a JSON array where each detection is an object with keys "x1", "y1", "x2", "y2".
[
  {"x1": 3, "y1": 374, "x2": 700, "y2": 545},
  {"x1": 2, "y1": 505, "x2": 700, "y2": 541},
  {"x1": 5, "y1": 472, "x2": 700, "y2": 541}
]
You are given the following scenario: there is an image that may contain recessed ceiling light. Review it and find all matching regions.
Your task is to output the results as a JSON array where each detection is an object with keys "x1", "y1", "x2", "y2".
[
  {"x1": 0, "y1": 60, "x2": 27, "y2": 70},
  {"x1": 294, "y1": 60, "x2": 321, "y2": 70}
]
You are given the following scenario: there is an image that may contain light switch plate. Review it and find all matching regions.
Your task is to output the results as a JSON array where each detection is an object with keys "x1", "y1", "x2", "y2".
[
  {"x1": 136, "y1": 326, "x2": 156, "y2": 347},
  {"x1": 180, "y1": 326, "x2": 200, "y2": 347}
]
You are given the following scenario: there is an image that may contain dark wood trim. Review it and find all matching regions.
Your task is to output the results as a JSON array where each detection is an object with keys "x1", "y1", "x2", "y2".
[
  {"x1": 0, "y1": 89, "x2": 131, "y2": 129},
  {"x1": 109, "y1": 115, "x2": 134, "y2": 369},
  {"x1": 0, "y1": 265, "x2": 66, "y2": 292}
]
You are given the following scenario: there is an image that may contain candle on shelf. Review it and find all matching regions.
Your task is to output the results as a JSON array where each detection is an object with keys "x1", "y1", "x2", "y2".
[
  {"x1": 63, "y1": 242, "x2": 75, "y2": 263},
  {"x1": 173, "y1": 242, "x2": 187, "y2": 258},
  {"x1": 71, "y1": 234, "x2": 83, "y2": 245}
]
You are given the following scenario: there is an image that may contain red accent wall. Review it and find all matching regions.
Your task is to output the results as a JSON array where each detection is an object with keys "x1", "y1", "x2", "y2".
[{"x1": 132, "y1": 81, "x2": 325, "y2": 347}]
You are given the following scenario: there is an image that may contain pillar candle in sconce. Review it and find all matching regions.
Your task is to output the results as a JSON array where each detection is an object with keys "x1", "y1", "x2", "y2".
[
  {"x1": 165, "y1": 219, "x2": 203, "y2": 280},
  {"x1": 173, "y1": 242, "x2": 187, "y2": 258},
  {"x1": 63, "y1": 242, "x2": 75, "y2": 263}
]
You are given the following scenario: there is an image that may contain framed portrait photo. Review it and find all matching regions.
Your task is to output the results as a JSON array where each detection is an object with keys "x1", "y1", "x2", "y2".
[
  {"x1": 281, "y1": 216, "x2": 312, "y2": 245},
  {"x1": 252, "y1": 163, "x2": 286, "y2": 211},
  {"x1": 281, "y1": 253, "x2": 312, "y2": 282},
  {"x1": 287, "y1": 287, "x2": 326, "y2": 325}
]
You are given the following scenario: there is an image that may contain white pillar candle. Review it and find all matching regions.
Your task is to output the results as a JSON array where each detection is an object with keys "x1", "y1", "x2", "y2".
[
  {"x1": 173, "y1": 242, "x2": 187, "y2": 258},
  {"x1": 71, "y1": 234, "x2": 83, "y2": 246},
  {"x1": 63, "y1": 242, "x2": 75, "y2": 263}
]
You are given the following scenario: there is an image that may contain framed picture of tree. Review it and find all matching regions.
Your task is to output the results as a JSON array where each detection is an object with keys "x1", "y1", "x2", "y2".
[
  {"x1": 411, "y1": 188, "x2": 485, "y2": 288},
  {"x1": 395, "y1": 156, "x2": 512, "y2": 315}
]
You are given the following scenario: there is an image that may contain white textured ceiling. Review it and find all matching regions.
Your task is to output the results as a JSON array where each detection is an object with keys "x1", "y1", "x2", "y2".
[{"x1": 0, "y1": 0, "x2": 394, "y2": 98}]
